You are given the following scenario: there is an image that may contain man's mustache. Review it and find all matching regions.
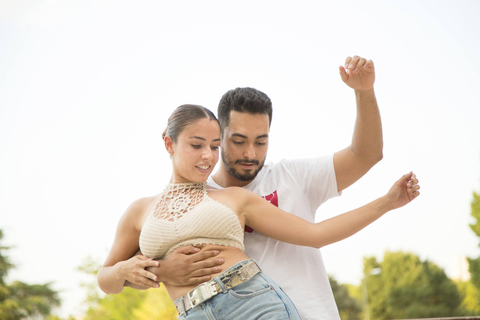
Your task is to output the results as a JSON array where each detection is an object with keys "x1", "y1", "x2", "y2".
[{"x1": 235, "y1": 159, "x2": 259, "y2": 165}]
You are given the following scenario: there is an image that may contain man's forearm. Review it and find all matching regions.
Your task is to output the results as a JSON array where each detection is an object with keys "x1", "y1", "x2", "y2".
[{"x1": 351, "y1": 88, "x2": 383, "y2": 165}]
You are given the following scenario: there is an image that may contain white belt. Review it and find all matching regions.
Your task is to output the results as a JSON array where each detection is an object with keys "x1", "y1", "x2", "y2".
[{"x1": 174, "y1": 260, "x2": 261, "y2": 316}]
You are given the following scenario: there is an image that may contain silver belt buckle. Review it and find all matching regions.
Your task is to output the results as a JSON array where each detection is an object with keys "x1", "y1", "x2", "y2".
[{"x1": 188, "y1": 281, "x2": 218, "y2": 307}]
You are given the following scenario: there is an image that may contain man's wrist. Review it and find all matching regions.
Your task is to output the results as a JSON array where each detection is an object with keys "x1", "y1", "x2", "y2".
[
  {"x1": 354, "y1": 88, "x2": 377, "y2": 108},
  {"x1": 354, "y1": 88, "x2": 375, "y2": 95}
]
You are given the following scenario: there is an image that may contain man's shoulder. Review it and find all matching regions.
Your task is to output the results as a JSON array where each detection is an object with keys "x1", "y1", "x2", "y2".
[
  {"x1": 251, "y1": 155, "x2": 337, "y2": 192},
  {"x1": 262, "y1": 155, "x2": 333, "y2": 174}
]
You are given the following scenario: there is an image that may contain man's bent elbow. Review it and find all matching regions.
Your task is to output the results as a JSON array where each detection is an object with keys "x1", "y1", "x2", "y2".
[
  {"x1": 365, "y1": 145, "x2": 383, "y2": 168},
  {"x1": 374, "y1": 150, "x2": 383, "y2": 165},
  {"x1": 357, "y1": 148, "x2": 383, "y2": 172}
]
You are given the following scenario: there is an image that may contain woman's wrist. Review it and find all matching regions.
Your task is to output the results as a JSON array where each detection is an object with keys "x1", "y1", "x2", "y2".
[{"x1": 378, "y1": 195, "x2": 394, "y2": 212}]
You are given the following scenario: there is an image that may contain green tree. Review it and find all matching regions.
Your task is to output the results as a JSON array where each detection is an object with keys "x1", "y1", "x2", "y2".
[
  {"x1": 0, "y1": 229, "x2": 60, "y2": 320},
  {"x1": 468, "y1": 191, "x2": 480, "y2": 290},
  {"x1": 329, "y1": 275, "x2": 361, "y2": 320},
  {"x1": 456, "y1": 279, "x2": 480, "y2": 315},
  {"x1": 363, "y1": 250, "x2": 461, "y2": 319},
  {"x1": 132, "y1": 287, "x2": 178, "y2": 320},
  {"x1": 83, "y1": 287, "x2": 149, "y2": 320}
]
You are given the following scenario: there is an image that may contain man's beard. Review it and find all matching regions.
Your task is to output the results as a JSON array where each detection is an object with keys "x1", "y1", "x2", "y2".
[{"x1": 221, "y1": 150, "x2": 265, "y2": 182}]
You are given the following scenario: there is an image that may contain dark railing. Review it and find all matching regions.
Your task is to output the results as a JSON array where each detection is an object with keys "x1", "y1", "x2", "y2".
[{"x1": 403, "y1": 317, "x2": 480, "y2": 320}]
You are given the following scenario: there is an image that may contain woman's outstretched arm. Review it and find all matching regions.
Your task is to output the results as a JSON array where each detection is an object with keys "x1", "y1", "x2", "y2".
[{"x1": 241, "y1": 172, "x2": 420, "y2": 248}]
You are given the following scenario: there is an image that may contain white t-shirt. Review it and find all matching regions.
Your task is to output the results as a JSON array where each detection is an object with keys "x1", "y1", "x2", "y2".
[{"x1": 207, "y1": 155, "x2": 341, "y2": 320}]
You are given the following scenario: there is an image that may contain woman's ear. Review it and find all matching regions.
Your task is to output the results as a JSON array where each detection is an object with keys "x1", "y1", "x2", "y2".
[{"x1": 164, "y1": 136, "x2": 174, "y2": 157}]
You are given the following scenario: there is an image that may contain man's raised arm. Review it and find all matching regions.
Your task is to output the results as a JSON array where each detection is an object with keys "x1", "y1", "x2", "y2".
[{"x1": 334, "y1": 55, "x2": 383, "y2": 192}]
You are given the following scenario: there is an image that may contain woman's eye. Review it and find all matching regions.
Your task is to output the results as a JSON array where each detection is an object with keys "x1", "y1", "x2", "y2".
[
  {"x1": 191, "y1": 145, "x2": 202, "y2": 149},
  {"x1": 233, "y1": 141, "x2": 244, "y2": 145},
  {"x1": 211, "y1": 146, "x2": 219, "y2": 151}
]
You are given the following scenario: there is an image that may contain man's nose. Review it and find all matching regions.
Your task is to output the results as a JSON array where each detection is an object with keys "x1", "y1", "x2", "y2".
[{"x1": 243, "y1": 144, "x2": 255, "y2": 160}]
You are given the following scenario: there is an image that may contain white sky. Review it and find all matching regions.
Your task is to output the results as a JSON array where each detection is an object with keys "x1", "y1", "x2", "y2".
[{"x1": 1, "y1": 0, "x2": 480, "y2": 317}]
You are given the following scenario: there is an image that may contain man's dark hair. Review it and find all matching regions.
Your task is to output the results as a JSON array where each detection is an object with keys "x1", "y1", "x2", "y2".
[{"x1": 217, "y1": 87, "x2": 272, "y2": 133}]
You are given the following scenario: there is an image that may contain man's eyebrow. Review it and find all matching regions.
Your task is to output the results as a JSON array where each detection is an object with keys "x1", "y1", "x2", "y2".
[
  {"x1": 232, "y1": 133, "x2": 269, "y2": 139},
  {"x1": 232, "y1": 133, "x2": 248, "y2": 139}
]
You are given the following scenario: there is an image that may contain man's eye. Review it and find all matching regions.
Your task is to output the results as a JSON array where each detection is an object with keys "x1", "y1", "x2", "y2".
[{"x1": 256, "y1": 142, "x2": 266, "y2": 146}]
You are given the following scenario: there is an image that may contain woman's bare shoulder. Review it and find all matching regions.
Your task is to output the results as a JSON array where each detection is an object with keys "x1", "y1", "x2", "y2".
[
  {"x1": 207, "y1": 186, "x2": 259, "y2": 207},
  {"x1": 119, "y1": 194, "x2": 161, "y2": 227},
  {"x1": 123, "y1": 193, "x2": 159, "y2": 213}
]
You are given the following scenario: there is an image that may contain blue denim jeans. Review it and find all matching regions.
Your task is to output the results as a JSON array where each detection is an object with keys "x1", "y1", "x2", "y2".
[{"x1": 175, "y1": 260, "x2": 300, "y2": 320}]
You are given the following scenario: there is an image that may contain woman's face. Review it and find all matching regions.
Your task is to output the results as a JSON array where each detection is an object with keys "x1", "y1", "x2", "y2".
[{"x1": 169, "y1": 118, "x2": 221, "y2": 183}]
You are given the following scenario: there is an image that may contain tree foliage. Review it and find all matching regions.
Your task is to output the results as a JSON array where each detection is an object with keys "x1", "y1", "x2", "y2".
[
  {"x1": 363, "y1": 250, "x2": 461, "y2": 319},
  {"x1": 469, "y1": 191, "x2": 480, "y2": 239},
  {"x1": 329, "y1": 275, "x2": 361, "y2": 320},
  {"x1": 468, "y1": 191, "x2": 480, "y2": 289},
  {"x1": 456, "y1": 279, "x2": 480, "y2": 315},
  {"x1": 0, "y1": 229, "x2": 60, "y2": 320},
  {"x1": 132, "y1": 287, "x2": 178, "y2": 320},
  {"x1": 82, "y1": 286, "x2": 177, "y2": 320}
]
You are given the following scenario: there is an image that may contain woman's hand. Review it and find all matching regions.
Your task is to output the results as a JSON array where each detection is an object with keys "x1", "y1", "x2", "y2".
[
  {"x1": 114, "y1": 255, "x2": 161, "y2": 289},
  {"x1": 385, "y1": 172, "x2": 420, "y2": 210}
]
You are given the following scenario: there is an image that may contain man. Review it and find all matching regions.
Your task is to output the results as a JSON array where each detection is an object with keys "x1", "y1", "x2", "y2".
[
  {"x1": 127, "y1": 56, "x2": 382, "y2": 319},
  {"x1": 205, "y1": 56, "x2": 382, "y2": 319}
]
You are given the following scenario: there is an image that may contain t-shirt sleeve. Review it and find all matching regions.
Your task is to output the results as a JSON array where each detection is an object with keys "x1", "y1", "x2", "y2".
[{"x1": 279, "y1": 154, "x2": 340, "y2": 210}]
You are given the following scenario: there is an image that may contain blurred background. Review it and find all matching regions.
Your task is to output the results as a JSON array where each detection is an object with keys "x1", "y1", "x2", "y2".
[{"x1": 1, "y1": 0, "x2": 480, "y2": 318}]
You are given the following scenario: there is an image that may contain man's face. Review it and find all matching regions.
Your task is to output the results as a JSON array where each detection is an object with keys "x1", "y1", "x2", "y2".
[{"x1": 220, "y1": 111, "x2": 270, "y2": 182}]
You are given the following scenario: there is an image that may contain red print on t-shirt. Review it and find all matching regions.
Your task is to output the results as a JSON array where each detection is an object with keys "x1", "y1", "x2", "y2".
[{"x1": 245, "y1": 190, "x2": 278, "y2": 233}]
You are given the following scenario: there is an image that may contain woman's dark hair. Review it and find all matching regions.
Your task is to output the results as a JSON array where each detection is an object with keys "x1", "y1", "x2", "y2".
[{"x1": 162, "y1": 104, "x2": 219, "y2": 142}]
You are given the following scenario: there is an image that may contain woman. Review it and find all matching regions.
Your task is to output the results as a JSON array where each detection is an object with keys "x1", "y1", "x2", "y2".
[{"x1": 97, "y1": 104, "x2": 420, "y2": 319}]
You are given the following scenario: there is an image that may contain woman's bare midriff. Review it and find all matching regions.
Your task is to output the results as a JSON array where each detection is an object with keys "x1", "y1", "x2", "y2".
[{"x1": 164, "y1": 244, "x2": 249, "y2": 300}]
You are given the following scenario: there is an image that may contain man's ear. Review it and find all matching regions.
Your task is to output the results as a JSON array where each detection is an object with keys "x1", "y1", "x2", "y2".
[{"x1": 164, "y1": 136, "x2": 174, "y2": 156}]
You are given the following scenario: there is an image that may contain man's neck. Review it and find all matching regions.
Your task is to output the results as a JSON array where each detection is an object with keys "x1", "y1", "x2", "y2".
[{"x1": 212, "y1": 163, "x2": 252, "y2": 188}]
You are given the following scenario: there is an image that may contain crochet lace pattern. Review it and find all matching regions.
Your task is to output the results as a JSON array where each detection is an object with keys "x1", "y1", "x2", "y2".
[
  {"x1": 153, "y1": 182, "x2": 206, "y2": 222},
  {"x1": 139, "y1": 181, "x2": 245, "y2": 259}
]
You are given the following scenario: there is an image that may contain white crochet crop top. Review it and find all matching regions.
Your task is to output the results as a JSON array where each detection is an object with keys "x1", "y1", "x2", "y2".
[{"x1": 139, "y1": 182, "x2": 245, "y2": 259}]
